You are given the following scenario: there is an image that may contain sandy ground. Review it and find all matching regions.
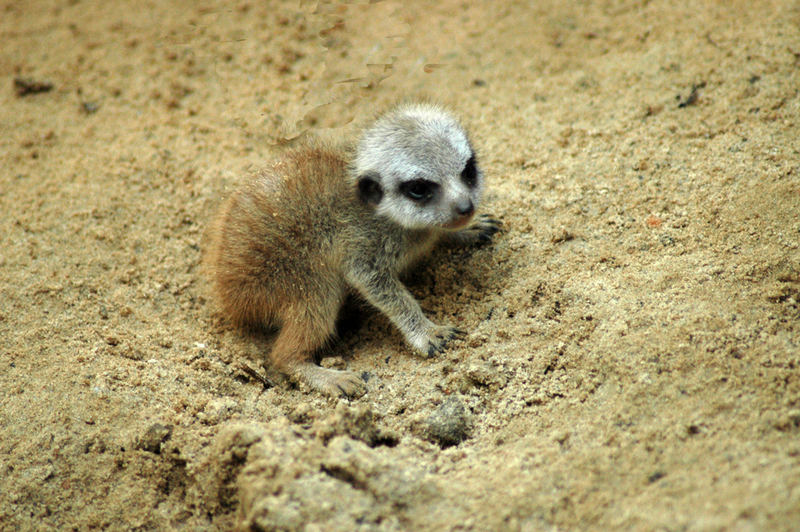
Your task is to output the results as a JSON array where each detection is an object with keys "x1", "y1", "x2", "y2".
[{"x1": 2, "y1": 0, "x2": 799, "y2": 530}]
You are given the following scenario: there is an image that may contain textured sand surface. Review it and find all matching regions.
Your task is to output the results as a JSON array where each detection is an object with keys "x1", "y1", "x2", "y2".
[{"x1": 2, "y1": 1, "x2": 799, "y2": 529}]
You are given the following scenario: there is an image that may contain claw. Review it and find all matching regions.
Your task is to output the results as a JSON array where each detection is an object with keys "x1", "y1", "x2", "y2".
[
  {"x1": 422, "y1": 326, "x2": 466, "y2": 358},
  {"x1": 468, "y1": 215, "x2": 502, "y2": 245},
  {"x1": 296, "y1": 365, "x2": 366, "y2": 398}
]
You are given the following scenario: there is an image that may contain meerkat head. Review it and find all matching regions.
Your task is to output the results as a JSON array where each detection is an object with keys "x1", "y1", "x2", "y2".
[{"x1": 354, "y1": 103, "x2": 484, "y2": 231}]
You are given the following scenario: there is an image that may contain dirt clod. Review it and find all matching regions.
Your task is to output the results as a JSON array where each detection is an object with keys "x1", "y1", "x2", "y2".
[
  {"x1": 317, "y1": 403, "x2": 399, "y2": 448},
  {"x1": 135, "y1": 423, "x2": 173, "y2": 454},
  {"x1": 426, "y1": 396, "x2": 471, "y2": 448}
]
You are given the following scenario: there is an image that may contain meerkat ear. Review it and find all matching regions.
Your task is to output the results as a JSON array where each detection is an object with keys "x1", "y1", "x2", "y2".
[{"x1": 357, "y1": 173, "x2": 383, "y2": 206}]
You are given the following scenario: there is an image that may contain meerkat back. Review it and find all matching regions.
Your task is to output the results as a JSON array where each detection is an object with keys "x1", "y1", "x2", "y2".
[{"x1": 205, "y1": 145, "x2": 349, "y2": 328}]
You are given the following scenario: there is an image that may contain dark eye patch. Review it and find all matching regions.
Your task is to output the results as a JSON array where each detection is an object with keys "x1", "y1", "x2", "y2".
[
  {"x1": 357, "y1": 173, "x2": 383, "y2": 206},
  {"x1": 399, "y1": 179, "x2": 438, "y2": 202},
  {"x1": 461, "y1": 155, "x2": 478, "y2": 188}
]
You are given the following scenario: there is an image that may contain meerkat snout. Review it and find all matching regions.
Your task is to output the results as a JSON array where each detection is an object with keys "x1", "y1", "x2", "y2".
[
  {"x1": 205, "y1": 102, "x2": 501, "y2": 398},
  {"x1": 454, "y1": 198, "x2": 474, "y2": 218}
]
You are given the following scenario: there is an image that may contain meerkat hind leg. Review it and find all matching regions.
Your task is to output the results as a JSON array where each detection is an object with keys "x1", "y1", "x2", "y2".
[
  {"x1": 293, "y1": 362, "x2": 366, "y2": 399},
  {"x1": 270, "y1": 304, "x2": 366, "y2": 398}
]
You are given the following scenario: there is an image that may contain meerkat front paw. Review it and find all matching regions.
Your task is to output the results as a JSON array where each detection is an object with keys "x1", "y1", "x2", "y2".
[
  {"x1": 409, "y1": 324, "x2": 465, "y2": 358},
  {"x1": 447, "y1": 214, "x2": 502, "y2": 246},
  {"x1": 426, "y1": 325, "x2": 466, "y2": 357},
  {"x1": 294, "y1": 364, "x2": 367, "y2": 399},
  {"x1": 468, "y1": 214, "x2": 502, "y2": 244}
]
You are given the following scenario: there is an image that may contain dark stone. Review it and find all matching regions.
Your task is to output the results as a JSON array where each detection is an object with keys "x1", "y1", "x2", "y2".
[
  {"x1": 426, "y1": 396, "x2": 470, "y2": 448},
  {"x1": 135, "y1": 423, "x2": 173, "y2": 454}
]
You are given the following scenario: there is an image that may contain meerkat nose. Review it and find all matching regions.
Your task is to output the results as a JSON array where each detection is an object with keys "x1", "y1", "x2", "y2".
[{"x1": 455, "y1": 199, "x2": 474, "y2": 217}]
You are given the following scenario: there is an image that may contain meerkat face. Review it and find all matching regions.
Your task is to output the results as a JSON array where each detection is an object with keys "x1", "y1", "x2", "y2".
[{"x1": 355, "y1": 104, "x2": 484, "y2": 231}]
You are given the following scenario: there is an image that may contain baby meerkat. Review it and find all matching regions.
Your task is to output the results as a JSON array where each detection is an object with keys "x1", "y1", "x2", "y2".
[{"x1": 205, "y1": 103, "x2": 500, "y2": 398}]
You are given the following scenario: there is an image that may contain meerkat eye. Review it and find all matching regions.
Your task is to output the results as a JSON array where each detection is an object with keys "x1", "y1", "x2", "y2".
[
  {"x1": 461, "y1": 155, "x2": 478, "y2": 188},
  {"x1": 357, "y1": 173, "x2": 383, "y2": 206},
  {"x1": 399, "y1": 179, "x2": 438, "y2": 202}
]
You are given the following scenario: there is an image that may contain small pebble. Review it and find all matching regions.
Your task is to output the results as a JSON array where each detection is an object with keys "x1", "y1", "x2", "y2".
[
  {"x1": 135, "y1": 423, "x2": 173, "y2": 454},
  {"x1": 81, "y1": 101, "x2": 100, "y2": 114}
]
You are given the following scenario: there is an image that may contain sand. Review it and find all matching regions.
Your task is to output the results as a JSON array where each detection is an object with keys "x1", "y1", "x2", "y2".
[{"x1": 2, "y1": 0, "x2": 799, "y2": 529}]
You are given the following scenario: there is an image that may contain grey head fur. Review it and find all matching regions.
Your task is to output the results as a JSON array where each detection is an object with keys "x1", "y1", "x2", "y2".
[{"x1": 354, "y1": 103, "x2": 484, "y2": 231}]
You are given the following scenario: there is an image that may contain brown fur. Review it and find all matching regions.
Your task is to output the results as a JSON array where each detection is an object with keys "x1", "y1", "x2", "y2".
[
  {"x1": 206, "y1": 146, "x2": 348, "y2": 331},
  {"x1": 205, "y1": 144, "x2": 374, "y2": 396}
]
